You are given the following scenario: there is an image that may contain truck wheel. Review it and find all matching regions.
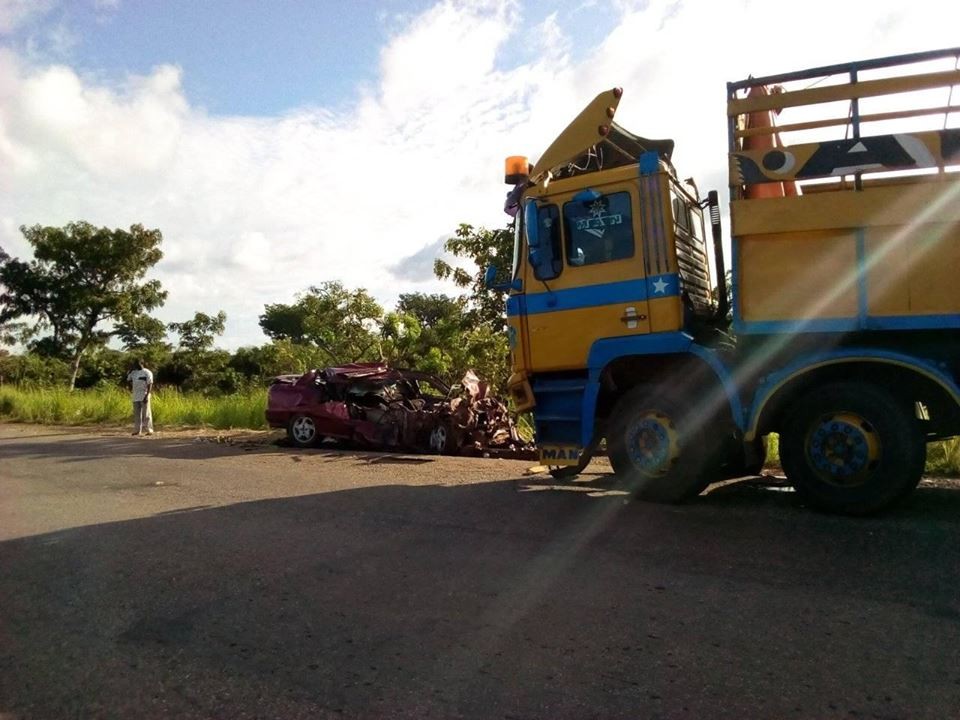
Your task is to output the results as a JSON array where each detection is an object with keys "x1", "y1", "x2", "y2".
[
  {"x1": 607, "y1": 386, "x2": 715, "y2": 502},
  {"x1": 779, "y1": 382, "x2": 926, "y2": 515},
  {"x1": 288, "y1": 414, "x2": 321, "y2": 448}
]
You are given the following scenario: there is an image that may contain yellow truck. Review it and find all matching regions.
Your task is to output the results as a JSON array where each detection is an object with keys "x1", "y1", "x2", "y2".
[{"x1": 490, "y1": 47, "x2": 960, "y2": 514}]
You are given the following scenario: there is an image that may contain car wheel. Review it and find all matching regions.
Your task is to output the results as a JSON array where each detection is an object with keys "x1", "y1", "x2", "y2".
[
  {"x1": 429, "y1": 422, "x2": 451, "y2": 454},
  {"x1": 779, "y1": 381, "x2": 926, "y2": 515},
  {"x1": 288, "y1": 414, "x2": 321, "y2": 448}
]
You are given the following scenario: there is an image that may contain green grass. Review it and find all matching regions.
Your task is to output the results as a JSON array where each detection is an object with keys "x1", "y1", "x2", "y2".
[
  {"x1": 0, "y1": 386, "x2": 268, "y2": 430},
  {"x1": 515, "y1": 412, "x2": 535, "y2": 444},
  {"x1": 765, "y1": 433, "x2": 781, "y2": 467},
  {"x1": 924, "y1": 437, "x2": 960, "y2": 477}
]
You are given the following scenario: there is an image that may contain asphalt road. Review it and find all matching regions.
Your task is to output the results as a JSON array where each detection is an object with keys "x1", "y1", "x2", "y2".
[{"x1": 1, "y1": 423, "x2": 959, "y2": 719}]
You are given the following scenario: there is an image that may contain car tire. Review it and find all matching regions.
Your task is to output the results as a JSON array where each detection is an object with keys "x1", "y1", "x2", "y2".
[
  {"x1": 288, "y1": 413, "x2": 321, "y2": 448},
  {"x1": 428, "y1": 421, "x2": 452, "y2": 455}
]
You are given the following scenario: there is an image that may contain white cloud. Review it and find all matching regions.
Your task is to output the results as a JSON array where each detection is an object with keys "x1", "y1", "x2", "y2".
[{"x1": 1, "y1": 0, "x2": 959, "y2": 348}]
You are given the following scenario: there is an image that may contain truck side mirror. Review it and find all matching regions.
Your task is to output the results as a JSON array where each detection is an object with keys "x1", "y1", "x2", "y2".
[
  {"x1": 484, "y1": 265, "x2": 498, "y2": 289},
  {"x1": 524, "y1": 201, "x2": 539, "y2": 248}
]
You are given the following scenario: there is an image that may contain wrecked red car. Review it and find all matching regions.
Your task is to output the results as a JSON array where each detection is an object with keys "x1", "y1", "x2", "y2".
[{"x1": 265, "y1": 362, "x2": 529, "y2": 457}]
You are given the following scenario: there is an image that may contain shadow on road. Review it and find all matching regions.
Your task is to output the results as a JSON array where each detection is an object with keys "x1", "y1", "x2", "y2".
[
  {"x1": 2, "y1": 464, "x2": 960, "y2": 718},
  {"x1": 522, "y1": 467, "x2": 960, "y2": 525}
]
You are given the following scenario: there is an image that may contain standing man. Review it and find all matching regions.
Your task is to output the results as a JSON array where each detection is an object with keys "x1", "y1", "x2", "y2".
[{"x1": 127, "y1": 359, "x2": 154, "y2": 436}]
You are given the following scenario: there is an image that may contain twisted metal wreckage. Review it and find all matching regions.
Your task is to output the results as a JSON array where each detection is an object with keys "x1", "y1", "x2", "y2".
[{"x1": 265, "y1": 362, "x2": 534, "y2": 458}]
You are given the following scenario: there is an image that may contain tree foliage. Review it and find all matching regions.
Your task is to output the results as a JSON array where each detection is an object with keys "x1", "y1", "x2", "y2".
[
  {"x1": 433, "y1": 223, "x2": 513, "y2": 329},
  {"x1": 0, "y1": 245, "x2": 22, "y2": 346},
  {"x1": 115, "y1": 314, "x2": 169, "y2": 351},
  {"x1": 259, "y1": 281, "x2": 383, "y2": 363},
  {"x1": 169, "y1": 311, "x2": 227, "y2": 353},
  {"x1": 380, "y1": 291, "x2": 509, "y2": 387},
  {"x1": 0, "y1": 222, "x2": 167, "y2": 388},
  {"x1": 396, "y1": 293, "x2": 465, "y2": 329},
  {"x1": 163, "y1": 311, "x2": 229, "y2": 392},
  {"x1": 0, "y1": 217, "x2": 518, "y2": 396}
]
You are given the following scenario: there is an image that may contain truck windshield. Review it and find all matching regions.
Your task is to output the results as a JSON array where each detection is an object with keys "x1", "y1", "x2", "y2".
[{"x1": 563, "y1": 191, "x2": 634, "y2": 266}]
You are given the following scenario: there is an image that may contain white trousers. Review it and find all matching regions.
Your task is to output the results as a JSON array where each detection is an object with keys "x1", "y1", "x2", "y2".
[{"x1": 132, "y1": 398, "x2": 153, "y2": 434}]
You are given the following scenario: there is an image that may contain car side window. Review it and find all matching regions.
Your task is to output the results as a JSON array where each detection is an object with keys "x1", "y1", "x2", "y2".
[{"x1": 562, "y1": 191, "x2": 634, "y2": 266}]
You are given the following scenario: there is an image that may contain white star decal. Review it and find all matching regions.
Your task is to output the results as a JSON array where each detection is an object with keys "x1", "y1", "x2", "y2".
[{"x1": 652, "y1": 277, "x2": 668, "y2": 294}]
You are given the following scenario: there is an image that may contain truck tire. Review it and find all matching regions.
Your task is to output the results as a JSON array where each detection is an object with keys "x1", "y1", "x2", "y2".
[
  {"x1": 607, "y1": 385, "x2": 717, "y2": 503},
  {"x1": 288, "y1": 413, "x2": 321, "y2": 448},
  {"x1": 779, "y1": 381, "x2": 926, "y2": 515}
]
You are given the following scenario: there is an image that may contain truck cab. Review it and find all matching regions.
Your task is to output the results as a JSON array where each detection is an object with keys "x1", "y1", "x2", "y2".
[{"x1": 499, "y1": 88, "x2": 729, "y2": 474}]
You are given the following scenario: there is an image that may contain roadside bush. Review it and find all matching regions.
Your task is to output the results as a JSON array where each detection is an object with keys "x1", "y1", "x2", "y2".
[{"x1": 0, "y1": 354, "x2": 71, "y2": 387}]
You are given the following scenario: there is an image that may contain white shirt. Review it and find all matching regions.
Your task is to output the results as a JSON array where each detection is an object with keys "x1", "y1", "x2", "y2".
[{"x1": 127, "y1": 368, "x2": 154, "y2": 402}]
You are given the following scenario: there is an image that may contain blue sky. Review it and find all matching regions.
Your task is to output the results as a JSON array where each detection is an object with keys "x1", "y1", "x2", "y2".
[
  {"x1": 1, "y1": 0, "x2": 958, "y2": 348},
  {"x1": 10, "y1": 0, "x2": 617, "y2": 115},
  {"x1": 12, "y1": 0, "x2": 429, "y2": 114}
]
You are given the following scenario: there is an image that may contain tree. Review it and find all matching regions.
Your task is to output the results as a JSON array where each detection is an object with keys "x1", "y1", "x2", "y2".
[
  {"x1": 0, "y1": 245, "x2": 22, "y2": 347},
  {"x1": 381, "y1": 291, "x2": 510, "y2": 388},
  {"x1": 164, "y1": 311, "x2": 229, "y2": 393},
  {"x1": 257, "y1": 303, "x2": 308, "y2": 344},
  {"x1": 433, "y1": 223, "x2": 513, "y2": 329},
  {"x1": 115, "y1": 314, "x2": 169, "y2": 350},
  {"x1": 0, "y1": 222, "x2": 166, "y2": 389},
  {"x1": 396, "y1": 293, "x2": 466, "y2": 329},
  {"x1": 259, "y1": 282, "x2": 383, "y2": 363},
  {"x1": 380, "y1": 311, "x2": 424, "y2": 369},
  {"x1": 230, "y1": 340, "x2": 331, "y2": 380},
  {"x1": 0, "y1": 245, "x2": 31, "y2": 348},
  {"x1": 168, "y1": 311, "x2": 227, "y2": 353},
  {"x1": 384, "y1": 293, "x2": 468, "y2": 373},
  {"x1": 73, "y1": 347, "x2": 131, "y2": 389}
]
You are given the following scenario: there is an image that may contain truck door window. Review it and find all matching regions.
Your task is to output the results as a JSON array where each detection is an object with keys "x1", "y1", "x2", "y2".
[
  {"x1": 563, "y1": 191, "x2": 634, "y2": 266},
  {"x1": 530, "y1": 204, "x2": 563, "y2": 281}
]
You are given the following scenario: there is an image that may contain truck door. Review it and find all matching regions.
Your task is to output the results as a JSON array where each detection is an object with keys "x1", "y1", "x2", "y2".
[{"x1": 522, "y1": 181, "x2": 652, "y2": 372}]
